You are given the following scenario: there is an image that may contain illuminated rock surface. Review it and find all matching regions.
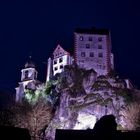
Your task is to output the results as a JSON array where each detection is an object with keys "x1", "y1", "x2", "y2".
[{"x1": 44, "y1": 65, "x2": 136, "y2": 140}]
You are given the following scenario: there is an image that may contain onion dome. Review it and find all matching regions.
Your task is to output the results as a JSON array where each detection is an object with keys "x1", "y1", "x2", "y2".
[{"x1": 25, "y1": 56, "x2": 35, "y2": 68}]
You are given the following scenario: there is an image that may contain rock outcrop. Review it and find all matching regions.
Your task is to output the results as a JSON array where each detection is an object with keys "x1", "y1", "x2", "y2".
[{"x1": 45, "y1": 65, "x2": 135, "y2": 140}]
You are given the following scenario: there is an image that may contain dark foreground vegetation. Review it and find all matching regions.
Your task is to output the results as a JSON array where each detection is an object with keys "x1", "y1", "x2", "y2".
[
  {"x1": 55, "y1": 129, "x2": 140, "y2": 140},
  {"x1": 0, "y1": 126, "x2": 31, "y2": 140}
]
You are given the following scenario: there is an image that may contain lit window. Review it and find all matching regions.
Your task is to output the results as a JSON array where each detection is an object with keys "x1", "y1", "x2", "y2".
[
  {"x1": 98, "y1": 37, "x2": 102, "y2": 42},
  {"x1": 89, "y1": 37, "x2": 92, "y2": 41},
  {"x1": 81, "y1": 52, "x2": 85, "y2": 57},
  {"x1": 79, "y1": 36, "x2": 83, "y2": 41},
  {"x1": 98, "y1": 44, "x2": 102, "y2": 49},
  {"x1": 59, "y1": 58, "x2": 63, "y2": 63},
  {"x1": 90, "y1": 52, "x2": 94, "y2": 57},
  {"x1": 86, "y1": 44, "x2": 90, "y2": 49},
  {"x1": 98, "y1": 53, "x2": 103, "y2": 58},
  {"x1": 54, "y1": 67, "x2": 58, "y2": 71},
  {"x1": 60, "y1": 65, "x2": 63, "y2": 69},
  {"x1": 54, "y1": 60, "x2": 57, "y2": 64}
]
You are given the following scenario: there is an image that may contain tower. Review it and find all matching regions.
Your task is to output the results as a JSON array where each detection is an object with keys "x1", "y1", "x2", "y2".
[
  {"x1": 74, "y1": 28, "x2": 113, "y2": 76},
  {"x1": 46, "y1": 57, "x2": 53, "y2": 82},
  {"x1": 15, "y1": 56, "x2": 40, "y2": 102}
]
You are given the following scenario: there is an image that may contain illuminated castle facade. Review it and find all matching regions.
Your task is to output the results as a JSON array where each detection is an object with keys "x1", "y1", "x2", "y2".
[
  {"x1": 15, "y1": 57, "x2": 41, "y2": 102},
  {"x1": 17, "y1": 27, "x2": 134, "y2": 102},
  {"x1": 74, "y1": 28, "x2": 114, "y2": 75},
  {"x1": 46, "y1": 28, "x2": 114, "y2": 81},
  {"x1": 46, "y1": 44, "x2": 73, "y2": 81}
]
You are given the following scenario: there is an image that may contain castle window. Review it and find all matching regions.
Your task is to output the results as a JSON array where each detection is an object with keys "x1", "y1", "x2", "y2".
[
  {"x1": 86, "y1": 44, "x2": 90, "y2": 49},
  {"x1": 54, "y1": 60, "x2": 57, "y2": 64},
  {"x1": 98, "y1": 44, "x2": 102, "y2": 49},
  {"x1": 60, "y1": 65, "x2": 63, "y2": 69},
  {"x1": 81, "y1": 52, "x2": 85, "y2": 57},
  {"x1": 54, "y1": 67, "x2": 58, "y2": 71},
  {"x1": 79, "y1": 36, "x2": 83, "y2": 41},
  {"x1": 98, "y1": 53, "x2": 103, "y2": 58},
  {"x1": 59, "y1": 58, "x2": 63, "y2": 63},
  {"x1": 97, "y1": 64, "x2": 102, "y2": 69},
  {"x1": 89, "y1": 37, "x2": 92, "y2": 41},
  {"x1": 90, "y1": 52, "x2": 94, "y2": 57},
  {"x1": 98, "y1": 37, "x2": 102, "y2": 42},
  {"x1": 25, "y1": 70, "x2": 28, "y2": 79}
]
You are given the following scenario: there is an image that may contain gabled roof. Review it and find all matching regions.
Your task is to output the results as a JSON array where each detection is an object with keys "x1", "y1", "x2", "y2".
[{"x1": 53, "y1": 44, "x2": 70, "y2": 58}]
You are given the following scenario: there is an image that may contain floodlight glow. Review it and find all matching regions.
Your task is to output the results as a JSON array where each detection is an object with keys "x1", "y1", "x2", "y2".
[{"x1": 74, "y1": 113, "x2": 96, "y2": 130}]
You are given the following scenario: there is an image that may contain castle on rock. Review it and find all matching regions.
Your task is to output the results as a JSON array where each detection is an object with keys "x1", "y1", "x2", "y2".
[
  {"x1": 16, "y1": 27, "x2": 133, "y2": 102},
  {"x1": 46, "y1": 28, "x2": 114, "y2": 82}
]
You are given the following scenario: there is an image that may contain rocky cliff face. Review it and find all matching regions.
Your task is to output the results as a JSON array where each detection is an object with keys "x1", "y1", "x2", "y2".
[{"x1": 45, "y1": 65, "x2": 135, "y2": 140}]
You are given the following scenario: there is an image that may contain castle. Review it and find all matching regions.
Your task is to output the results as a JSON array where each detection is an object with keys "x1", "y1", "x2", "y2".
[
  {"x1": 46, "y1": 28, "x2": 114, "y2": 82},
  {"x1": 15, "y1": 27, "x2": 132, "y2": 102}
]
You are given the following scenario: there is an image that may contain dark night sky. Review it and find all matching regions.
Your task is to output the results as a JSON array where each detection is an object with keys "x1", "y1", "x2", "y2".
[{"x1": 0, "y1": 0, "x2": 140, "y2": 94}]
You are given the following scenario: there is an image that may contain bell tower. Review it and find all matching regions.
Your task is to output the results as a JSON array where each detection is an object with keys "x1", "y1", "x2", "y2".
[
  {"x1": 21, "y1": 56, "x2": 37, "y2": 82},
  {"x1": 15, "y1": 56, "x2": 39, "y2": 102}
]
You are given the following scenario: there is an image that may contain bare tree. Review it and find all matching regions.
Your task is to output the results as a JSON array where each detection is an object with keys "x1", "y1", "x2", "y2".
[
  {"x1": 11, "y1": 98, "x2": 53, "y2": 140},
  {"x1": 27, "y1": 99, "x2": 53, "y2": 139},
  {"x1": 120, "y1": 102, "x2": 140, "y2": 130}
]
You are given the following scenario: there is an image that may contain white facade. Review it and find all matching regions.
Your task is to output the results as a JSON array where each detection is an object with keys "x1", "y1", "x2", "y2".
[
  {"x1": 46, "y1": 44, "x2": 73, "y2": 81},
  {"x1": 53, "y1": 54, "x2": 72, "y2": 75},
  {"x1": 46, "y1": 57, "x2": 53, "y2": 82},
  {"x1": 15, "y1": 59, "x2": 39, "y2": 102},
  {"x1": 21, "y1": 67, "x2": 38, "y2": 81},
  {"x1": 74, "y1": 28, "x2": 113, "y2": 76},
  {"x1": 111, "y1": 53, "x2": 114, "y2": 70},
  {"x1": 125, "y1": 79, "x2": 134, "y2": 89}
]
